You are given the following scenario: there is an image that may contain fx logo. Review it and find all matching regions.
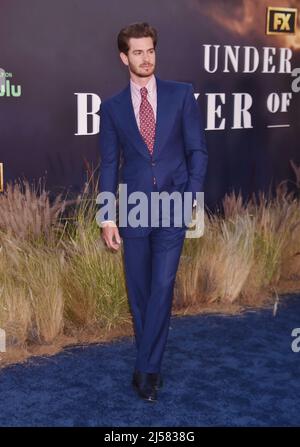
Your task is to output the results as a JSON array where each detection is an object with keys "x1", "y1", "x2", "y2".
[{"x1": 266, "y1": 7, "x2": 297, "y2": 35}]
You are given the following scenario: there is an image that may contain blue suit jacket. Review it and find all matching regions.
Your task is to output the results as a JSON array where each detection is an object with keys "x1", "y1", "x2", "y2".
[{"x1": 98, "y1": 75, "x2": 208, "y2": 237}]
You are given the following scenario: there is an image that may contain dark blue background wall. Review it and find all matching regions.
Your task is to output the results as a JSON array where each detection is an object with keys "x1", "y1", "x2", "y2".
[{"x1": 0, "y1": 0, "x2": 299, "y2": 209}]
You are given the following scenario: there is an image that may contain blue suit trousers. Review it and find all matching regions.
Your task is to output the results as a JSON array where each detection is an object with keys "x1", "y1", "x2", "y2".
[{"x1": 122, "y1": 225, "x2": 186, "y2": 373}]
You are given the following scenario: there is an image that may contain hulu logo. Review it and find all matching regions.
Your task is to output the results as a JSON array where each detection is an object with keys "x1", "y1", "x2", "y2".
[{"x1": 0, "y1": 68, "x2": 21, "y2": 97}]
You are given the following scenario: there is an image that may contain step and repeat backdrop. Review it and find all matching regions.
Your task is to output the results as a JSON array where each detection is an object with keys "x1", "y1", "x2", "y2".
[{"x1": 0, "y1": 0, "x2": 299, "y2": 209}]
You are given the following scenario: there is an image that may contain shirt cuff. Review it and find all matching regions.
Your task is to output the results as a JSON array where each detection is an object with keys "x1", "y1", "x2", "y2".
[{"x1": 100, "y1": 220, "x2": 117, "y2": 228}]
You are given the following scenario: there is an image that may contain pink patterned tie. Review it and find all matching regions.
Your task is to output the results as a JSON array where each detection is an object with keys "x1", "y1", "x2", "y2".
[{"x1": 139, "y1": 86, "x2": 156, "y2": 156}]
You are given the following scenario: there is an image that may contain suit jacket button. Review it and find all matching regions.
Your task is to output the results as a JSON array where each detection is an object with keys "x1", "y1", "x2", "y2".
[{"x1": 151, "y1": 161, "x2": 156, "y2": 166}]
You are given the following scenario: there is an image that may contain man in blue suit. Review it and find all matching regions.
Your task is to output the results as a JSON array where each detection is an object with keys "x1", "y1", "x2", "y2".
[{"x1": 99, "y1": 22, "x2": 208, "y2": 402}]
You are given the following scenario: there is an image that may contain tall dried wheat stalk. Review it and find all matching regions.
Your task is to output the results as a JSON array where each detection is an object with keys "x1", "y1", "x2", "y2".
[
  {"x1": 0, "y1": 180, "x2": 71, "y2": 241},
  {"x1": 2, "y1": 165, "x2": 300, "y2": 353},
  {"x1": 60, "y1": 178, "x2": 129, "y2": 330},
  {"x1": 0, "y1": 236, "x2": 64, "y2": 344}
]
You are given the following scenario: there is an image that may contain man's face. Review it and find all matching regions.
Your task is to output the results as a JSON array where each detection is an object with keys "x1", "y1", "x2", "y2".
[{"x1": 120, "y1": 36, "x2": 156, "y2": 78}]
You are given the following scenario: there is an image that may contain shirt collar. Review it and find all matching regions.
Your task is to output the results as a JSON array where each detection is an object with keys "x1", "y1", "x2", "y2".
[{"x1": 130, "y1": 74, "x2": 156, "y2": 98}]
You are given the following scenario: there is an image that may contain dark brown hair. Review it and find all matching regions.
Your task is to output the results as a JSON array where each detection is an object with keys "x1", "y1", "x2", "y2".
[{"x1": 117, "y1": 22, "x2": 158, "y2": 55}]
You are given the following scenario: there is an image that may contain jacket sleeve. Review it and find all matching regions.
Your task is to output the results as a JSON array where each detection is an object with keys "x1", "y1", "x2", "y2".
[
  {"x1": 98, "y1": 100, "x2": 120, "y2": 222},
  {"x1": 182, "y1": 84, "x2": 208, "y2": 201}
]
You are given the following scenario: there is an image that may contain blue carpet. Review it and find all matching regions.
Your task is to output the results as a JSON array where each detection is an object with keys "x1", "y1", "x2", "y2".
[{"x1": 0, "y1": 294, "x2": 300, "y2": 427}]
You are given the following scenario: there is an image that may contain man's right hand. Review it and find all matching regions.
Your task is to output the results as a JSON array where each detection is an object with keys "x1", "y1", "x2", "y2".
[{"x1": 101, "y1": 222, "x2": 122, "y2": 251}]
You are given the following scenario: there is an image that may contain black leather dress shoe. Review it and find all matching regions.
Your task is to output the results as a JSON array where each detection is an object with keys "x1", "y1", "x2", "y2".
[
  {"x1": 132, "y1": 369, "x2": 163, "y2": 390},
  {"x1": 148, "y1": 372, "x2": 163, "y2": 390},
  {"x1": 133, "y1": 369, "x2": 163, "y2": 390},
  {"x1": 132, "y1": 371, "x2": 157, "y2": 402}
]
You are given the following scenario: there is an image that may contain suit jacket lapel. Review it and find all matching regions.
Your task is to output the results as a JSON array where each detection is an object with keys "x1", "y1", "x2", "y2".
[
  {"x1": 116, "y1": 75, "x2": 170, "y2": 161},
  {"x1": 124, "y1": 82, "x2": 150, "y2": 159},
  {"x1": 153, "y1": 76, "x2": 169, "y2": 160}
]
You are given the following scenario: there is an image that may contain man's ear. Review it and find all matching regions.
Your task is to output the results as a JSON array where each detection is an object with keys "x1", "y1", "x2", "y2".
[{"x1": 119, "y1": 52, "x2": 129, "y2": 66}]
